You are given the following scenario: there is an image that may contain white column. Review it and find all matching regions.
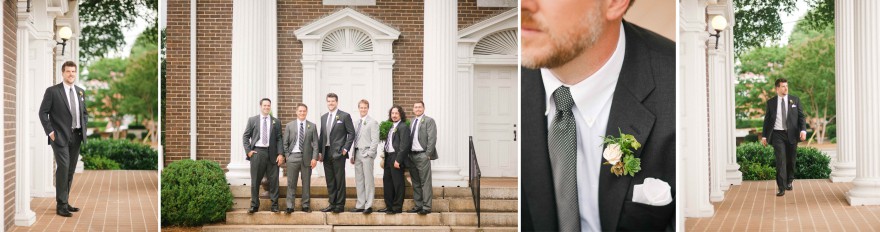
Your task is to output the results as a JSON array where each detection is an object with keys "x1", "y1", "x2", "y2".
[
  {"x1": 423, "y1": 0, "x2": 466, "y2": 186},
  {"x1": 14, "y1": 23, "x2": 35, "y2": 227},
  {"x1": 227, "y1": 0, "x2": 278, "y2": 185},
  {"x1": 31, "y1": 36, "x2": 58, "y2": 198},
  {"x1": 846, "y1": 0, "x2": 880, "y2": 206},
  {"x1": 707, "y1": 20, "x2": 726, "y2": 202},
  {"x1": 680, "y1": 0, "x2": 714, "y2": 217},
  {"x1": 831, "y1": 0, "x2": 855, "y2": 183},
  {"x1": 723, "y1": 5, "x2": 741, "y2": 187}
]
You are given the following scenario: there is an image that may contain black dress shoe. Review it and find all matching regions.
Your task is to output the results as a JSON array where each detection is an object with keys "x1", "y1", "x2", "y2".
[
  {"x1": 285, "y1": 208, "x2": 294, "y2": 214},
  {"x1": 321, "y1": 206, "x2": 333, "y2": 212},
  {"x1": 787, "y1": 183, "x2": 793, "y2": 191},
  {"x1": 406, "y1": 207, "x2": 421, "y2": 213},
  {"x1": 332, "y1": 207, "x2": 343, "y2": 213},
  {"x1": 351, "y1": 208, "x2": 365, "y2": 212},
  {"x1": 271, "y1": 206, "x2": 280, "y2": 213},
  {"x1": 377, "y1": 208, "x2": 389, "y2": 213},
  {"x1": 56, "y1": 208, "x2": 72, "y2": 217},
  {"x1": 302, "y1": 207, "x2": 311, "y2": 212},
  {"x1": 418, "y1": 209, "x2": 430, "y2": 215},
  {"x1": 386, "y1": 209, "x2": 398, "y2": 214},
  {"x1": 776, "y1": 189, "x2": 785, "y2": 196},
  {"x1": 67, "y1": 205, "x2": 80, "y2": 212},
  {"x1": 247, "y1": 207, "x2": 258, "y2": 214},
  {"x1": 363, "y1": 207, "x2": 372, "y2": 214}
]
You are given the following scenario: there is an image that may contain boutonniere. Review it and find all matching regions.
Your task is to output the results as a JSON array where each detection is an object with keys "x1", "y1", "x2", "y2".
[
  {"x1": 601, "y1": 129, "x2": 642, "y2": 177},
  {"x1": 789, "y1": 99, "x2": 793, "y2": 105},
  {"x1": 77, "y1": 91, "x2": 83, "y2": 97},
  {"x1": 307, "y1": 124, "x2": 311, "y2": 129},
  {"x1": 335, "y1": 115, "x2": 340, "y2": 121},
  {"x1": 391, "y1": 127, "x2": 397, "y2": 134}
]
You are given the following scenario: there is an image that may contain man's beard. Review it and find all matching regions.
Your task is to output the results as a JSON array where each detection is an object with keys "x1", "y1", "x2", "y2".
[{"x1": 522, "y1": 9, "x2": 604, "y2": 69}]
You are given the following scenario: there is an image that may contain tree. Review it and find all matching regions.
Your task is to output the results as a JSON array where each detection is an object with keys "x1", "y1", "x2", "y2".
[
  {"x1": 733, "y1": 0, "x2": 833, "y2": 57},
  {"x1": 116, "y1": 50, "x2": 159, "y2": 143},
  {"x1": 83, "y1": 57, "x2": 127, "y2": 138},
  {"x1": 735, "y1": 46, "x2": 787, "y2": 119},
  {"x1": 79, "y1": 0, "x2": 157, "y2": 66},
  {"x1": 781, "y1": 23, "x2": 835, "y2": 144}
]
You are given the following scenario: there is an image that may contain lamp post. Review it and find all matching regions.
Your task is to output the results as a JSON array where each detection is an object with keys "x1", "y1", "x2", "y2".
[
  {"x1": 56, "y1": 26, "x2": 72, "y2": 55},
  {"x1": 708, "y1": 15, "x2": 728, "y2": 49}
]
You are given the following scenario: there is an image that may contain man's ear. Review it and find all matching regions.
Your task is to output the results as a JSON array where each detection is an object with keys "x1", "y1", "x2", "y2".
[{"x1": 605, "y1": 0, "x2": 631, "y2": 21}]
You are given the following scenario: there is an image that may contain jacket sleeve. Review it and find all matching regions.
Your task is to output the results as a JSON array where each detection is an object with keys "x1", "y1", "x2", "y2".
[
  {"x1": 425, "y1": 118, "x2": 437, "y2": 155},
  {"x1": 274, "y1": 118, "x2": 282, "y2": 156},
  {"x1": 38, "y1": 88, "x2": 54, "y2": 137},
  {"x1": 762, "y1": 99, "x2": 772, "y2": 139},
  {"x1": 342, "y1": 114, "x2": 356, "y2": 153},
  {"x1": 368, "y1": 119, "x2": 380, "y2": 157},
  {"x1": 311, "y1": 123, "x2": 320, "y2": 161},
  {"x1": 282, "y1": 123, "x2": 292, "y2": 156},
  {"x1": 243, "y1": 118, "x2": 254, "y2": 159},
  {"x1": 797, "y1": 97, "x2": 806, "y2": 132}
]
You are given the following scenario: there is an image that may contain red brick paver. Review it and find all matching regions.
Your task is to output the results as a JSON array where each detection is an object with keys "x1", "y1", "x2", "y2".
[
  {"x1": 11, "y1": 170, "x2": 158, "y2": 232},
  {"x1": 686, "y1": 180, "x2": 880, "y2": 231}
]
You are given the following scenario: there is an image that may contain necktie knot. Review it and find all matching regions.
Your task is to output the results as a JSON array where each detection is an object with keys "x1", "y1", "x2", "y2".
[{"x1": 553, "y1": 86, "x2": 575, "y2": 111}]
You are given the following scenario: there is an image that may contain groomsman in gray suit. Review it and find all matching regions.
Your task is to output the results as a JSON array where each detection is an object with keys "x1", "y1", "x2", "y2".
[
  {"x1": 408, "y1": 101, "x2": 438, "y2": 215},
  {"x1": 349, "y1": 99, "x2": 380, "y2": 214},
  {"x1": 317, "y1": 93, "x2": 356, "y2": 213},
  {"x1": 282, "y1": 104, "x2": 319, "y2": 213},
  {"x1": 242, "y1": 98, "x2": 284, "y2": 214},
  {"x1": 38, "y1": 61, "x2": 88, "y2": 217}
]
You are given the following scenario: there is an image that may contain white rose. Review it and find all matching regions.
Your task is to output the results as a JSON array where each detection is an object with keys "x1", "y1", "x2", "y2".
[
  {"x1": 632, "y1": 178, "x2": 673, "y2": 206},
  {"x1": 603, "y1": 144, "x2": 623, "y2": 165}
]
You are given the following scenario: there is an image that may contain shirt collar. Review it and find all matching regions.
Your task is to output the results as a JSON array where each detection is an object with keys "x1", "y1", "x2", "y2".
[
  {"x1": 297, "y1": 119, "x2": 304, "y2": 125},
  {"x1": 63, "y1": 82, "x2": 75, "y2": 91},
  {"x1": 542, "y1": 23, "x2": 626, "y2": 127}
]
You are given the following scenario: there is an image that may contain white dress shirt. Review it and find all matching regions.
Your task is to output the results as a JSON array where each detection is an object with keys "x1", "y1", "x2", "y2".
[
  {"x1": 542, "y1": 23, "x2": 626, "y2": 232},
  {"x1": 386, "y1": 121, "x2": 400, "y2": 153},
  {"x1": 411, "y1": 115, "x2": 424, "y2": 152},
  {"x1": 63, "y1": 83, "x2": 80, "y2": 129},
  {"x1": 255, "y1": 114, "x2": 270, "y2": 148},
  {"x1": 774, "y1": 95, "x2": 788, "y2": 130},
  {"x1": 292, "y1": 119, "x2": 304, "y2": 153},
  {"x1": 325, "y1": 109, "x2": 338, "y2": 146}
]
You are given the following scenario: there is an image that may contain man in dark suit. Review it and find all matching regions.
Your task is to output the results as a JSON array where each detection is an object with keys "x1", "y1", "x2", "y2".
[
  {"x1": 242, "y1": 98, "x2": 284, "y2": 214},
  {"x1": 38, "y1": 61, "x2": 88, "y2": 217},
  {"x1": 317, "y1": 93, "x2": 355, "y2": 213},
  {"x1": 282, "y1": 104, "x2": 319, "y2": 213},
  {"x1": 380, "y1": 105, "x2": 410, "y2": 214},
  {"x1": 521, "y1": 0, "x2": 675, "y2": 231},
  {"x1": 761, "y1": 78, "x2": 806, "y2": 197}
]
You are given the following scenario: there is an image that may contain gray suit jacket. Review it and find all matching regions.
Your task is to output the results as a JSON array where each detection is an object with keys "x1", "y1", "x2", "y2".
[
  {"x1": 242, "y1": 114, "x2": 283, "y2": 160},
  {"x1": 352, "y1": 115, "x2": 380, "y2": 158},
  {"x1": 282, "y1": 120, "x2": 319, "y2": 161},
  {"x1": 38, "y1": 83, "x2": 89, "y2": 146},
  {"x1": 317, "y1": 110, "x2": 356, "y2": 161},
  {"x1": 412, "y1": 115, "x2": 438, "y2": 160}
]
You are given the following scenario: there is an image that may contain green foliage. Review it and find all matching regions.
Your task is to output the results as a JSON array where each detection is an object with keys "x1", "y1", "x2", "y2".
[
  {"x1": 733, "y1": 0, "x2": 833, "y2": 57},
  {"x1": 735, "y1": 46, "x2": 785, "y2": 120},
  {"x1": 379, "y1": 121, "x2": 392, "y2": 140},
  {"x1": 602, "y1": 129, "x2": 642, "y2": 177},
  {"x1": 736, "y1": 142, "x2": 831, "y2": 180},
  {"x1": 744, "y1": 134, "x2": 759, "y2": 143},
  {"x1": 81, "y1": 139, "x2": 157, "y2": 170},
  {"x1": 82, "y1": 156, "x2": 121, "y2": 170},
  {"x1": 782, "y1": 25, "x2": 835, "y2": 143},
  {"x1": 79, "y1": 0, "x2": 158, "y2": 65},
  {"x1": 736, "y1": 118, "x2": 763, "y2": 129},
  {"x1": 87, "y1": 121, "x2": 109, "y2": 128},
  {"x1": 116, "y1": 50, "x2": 159, "y2": 121},
  {"x1": 161, "y1": 160, "x2": 233, "y2": 226}
]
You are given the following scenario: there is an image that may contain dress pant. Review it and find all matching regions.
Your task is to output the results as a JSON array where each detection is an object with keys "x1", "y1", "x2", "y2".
[
  {"x1": 383, "y1": 152, "x2": 405, "y2": 211},
  {"x1": 250, "y1": 147, "x2": 279, "y2": 209},
  {"x1": 286, "y1": 152, "x2": 311, "y2": 209},
  {"x1": 771, "y1": 130, "x2": 797, "y2": 190},
  {"x1": 353, "y1": 148, "x2": 375, "y2": 210},
  {"x1": 51, "y1": 128, "x2": 82, "y2": 208},
  {"x1": 408, "y1": 151, "x2": 432, "y2": 210},
  {"x1": 323, "y1": 146, "x2": 346, "y2": 209}
]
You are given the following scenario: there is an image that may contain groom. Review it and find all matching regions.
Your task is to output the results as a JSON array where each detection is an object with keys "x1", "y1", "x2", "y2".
[
  {"x1": 521, "y1": 0, "x2": 675, "y2": 231},
  {"x1": 761, "y1": 78, "x2": 806, "y2": 197}
]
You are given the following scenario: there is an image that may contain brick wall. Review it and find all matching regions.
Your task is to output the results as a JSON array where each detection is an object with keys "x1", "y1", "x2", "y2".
[
  {"x1": 3, "y1": 0, "x2": 15, "y2": 229},
  {"x1": 165, "y1": 0, "x2": 512, "y2": 166}
]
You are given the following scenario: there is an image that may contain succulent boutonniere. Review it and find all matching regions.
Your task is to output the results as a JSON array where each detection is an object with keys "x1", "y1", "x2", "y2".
[
  {"x1": 601, "y1": 128, "x2": 642, "y2": 177},
  {"x1": 77, "y1": 91, "x2": 83, "y2": 97},
  {"x1": 789, "y1": 99, "x2": 793, "y2": 105},
  {"x1": 335, "y1": 115, "x2": 340, "y2": 121}
]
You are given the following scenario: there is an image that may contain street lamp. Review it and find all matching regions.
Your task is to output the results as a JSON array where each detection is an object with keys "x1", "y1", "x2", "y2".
[
  {"x1": 56, "y1": 26, "x2": 72, "y2": 55},
  {"x1": 708, "y1": 15, "x2": 728, "y2": 49}
]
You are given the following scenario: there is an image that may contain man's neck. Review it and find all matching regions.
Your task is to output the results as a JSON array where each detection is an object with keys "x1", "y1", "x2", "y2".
[
  {"x1": 261, "y1": 113, "x2": 269, "y2": 117},
  {"x1": 549, "y1": 21, "x2": 621, "y2": 85},
  {"x1": 297, "y1": 118, "x2": 305, "y2": 122},
  {"x1": 63, "y1": 82, "x2": 75, "y2": 88}
]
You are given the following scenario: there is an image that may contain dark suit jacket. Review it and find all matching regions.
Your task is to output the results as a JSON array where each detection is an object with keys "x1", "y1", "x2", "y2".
[
  {"x1": 38, "y1": 83, "x2": 88, "y2": 146},
  {"x1": 282, "y1": 120, "x2": 319, "y2": 161},
  {"x1": 317, "y1": 110, "x2": 355, "y2": 161},
  {"x1": 386, "y1": 121, "x2": 411, "y2": 166},
  {"x1": 762, "y1": 95, "x2": 806, "y2": 144},
  {"x1": 521, "y1": 21, "x2": 676, "y2": 231},
  {"x1": 242, "y1": 114, "x2": 283, "y2": 160}
]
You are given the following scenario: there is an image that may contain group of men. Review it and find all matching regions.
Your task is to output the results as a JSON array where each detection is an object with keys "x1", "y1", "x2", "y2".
[{"x1": 242, "y1": 93, "x2": 437, "y2": 215}]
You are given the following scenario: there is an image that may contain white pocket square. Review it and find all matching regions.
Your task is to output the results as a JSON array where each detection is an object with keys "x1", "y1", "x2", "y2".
[
  {"x1": 632, "y1": 178, "x2": 673, "y2": 206},
  {"x1": 336, "y1": 120, "x2": 343, "y2": 123},
  {"x1": 792, "y1": 105, "x2": 797, "y2": 108}
]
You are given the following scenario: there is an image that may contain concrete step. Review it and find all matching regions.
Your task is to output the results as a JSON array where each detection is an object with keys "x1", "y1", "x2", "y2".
[
  {"x1": 230, "y1": 185, "x2": 517, "y2": 200},
  {"x1": 201, "y1": 225, "x2": 517, "y2": 232},
  {"x1": 224, "y1": 210, "x2": 518, "y2": 227},
  {"x1": 237, "y1": 198, "x2": 517, "y2": 213}
]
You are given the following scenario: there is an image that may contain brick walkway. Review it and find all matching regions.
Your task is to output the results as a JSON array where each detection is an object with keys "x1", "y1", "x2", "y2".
[
  {"x1": 686, "y1": 180, "x2": 880, "y2": 231},
  {"x1": 12, "y1": 170, "x2": 159, "y2": 232}
]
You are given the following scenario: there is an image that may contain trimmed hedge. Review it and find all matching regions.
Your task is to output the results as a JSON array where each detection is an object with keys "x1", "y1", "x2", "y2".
[
  {"x1": 736, "y1": 142, "x2": 831, "y2": 180},
  {"x1": 161, "y1": 160, "x2": 233, "y2": 226},
  {"x1": 82, "y1": 156, "x2": 121, "y2": 170},
  {"x1": 81, "y1": 139, "x2": 157, "y2": 170}
]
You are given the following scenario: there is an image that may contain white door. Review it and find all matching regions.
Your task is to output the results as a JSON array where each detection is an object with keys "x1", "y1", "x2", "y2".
[
  {"x1": 473, "y1": 65, "x2": 517, "y2": 177},
  {"x1": 318, "y1": 61, "x2": 379, "y2": 177}
]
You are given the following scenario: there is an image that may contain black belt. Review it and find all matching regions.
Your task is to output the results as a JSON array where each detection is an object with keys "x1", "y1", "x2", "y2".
[
  {"x1": 773, "y1": 130, "x2": 786, "y2": 133},
  {"x1": 254, "y1": 147, "x2": 269, "y2": 150}
]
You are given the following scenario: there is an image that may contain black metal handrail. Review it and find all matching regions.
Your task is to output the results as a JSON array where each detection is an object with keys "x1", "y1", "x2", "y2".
[{"x1": 468, "y1": 136, "x2": 482, "y2": 228}]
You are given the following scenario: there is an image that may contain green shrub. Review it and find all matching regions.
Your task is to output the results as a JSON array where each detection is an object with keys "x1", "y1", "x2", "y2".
[
  {"x1": 126, "y1": 133, "x2": 138, "y2": 140},
  {"x1": 87, "y1": 121, "x2": 109, "y2": 128},
  {"x1": 744, "y1": 134, "x2": 758, "y2": 143},
  {"x1": 826, "y1": 124, "x2": 836, "y2": 141},
  {"x1": 736, "y1": 118, "x2": 763, "y2": 129},
  {"x1": 378, "y1": 120, "x2": 410, "y2": 140},
  {"x1": 82, "y1": 156, "x2": 121, "y2": 170},
  {"x1": 81, "y1": 139, "x2": 157, "y2": 170},
  {"x1": 736, "y1": 142, "x2": 831, "y2": 180},
  {"x1": 87, "y1": 132, "x2": 102, "y2": 140},
  {"x1": 161, "y1": 160, "x2": 233, "y2": 226}
]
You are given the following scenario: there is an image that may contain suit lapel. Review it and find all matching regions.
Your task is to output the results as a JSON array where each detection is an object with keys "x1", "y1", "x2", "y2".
[
  {"x1": 520, "y1": 68, "x2": 559, "y2": 230},
  {"x1": 58, "y1": 84, "x2": 73, "y2": 115},
  {"x1": 598, "y1": 22, "x2": 657, "y2": 231}
]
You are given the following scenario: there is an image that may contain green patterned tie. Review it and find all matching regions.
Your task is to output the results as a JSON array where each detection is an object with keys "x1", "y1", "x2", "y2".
[{"x1": 548, "y1": 86, "x2": 580, "y2": 231}]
